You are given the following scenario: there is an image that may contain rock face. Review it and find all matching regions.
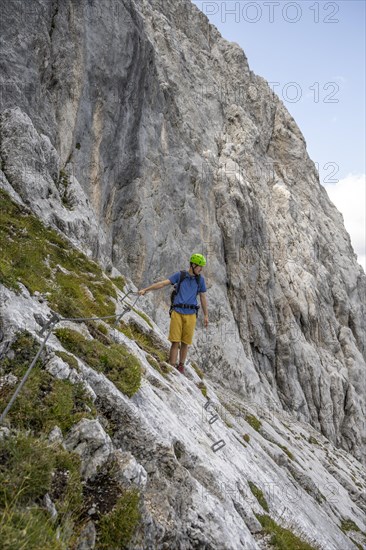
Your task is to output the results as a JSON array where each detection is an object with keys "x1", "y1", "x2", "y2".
[
  {"x1": 1, "y1": 0, "x2": 364, "y2": 464},
  {"x1": 1, "y1": 281, "x2": 366, "y2": 549},
  {"x1": 0, "y1": 2, "x2": 366, "y2": 546}
]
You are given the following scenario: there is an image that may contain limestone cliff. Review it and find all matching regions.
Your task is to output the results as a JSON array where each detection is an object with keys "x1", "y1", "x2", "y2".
[
  {"x1": 1, "y1": 0, "x2": 364, "y2": 462},
  {"x1": 0, "y1": 0, "x2": 365, "y2": 547}
]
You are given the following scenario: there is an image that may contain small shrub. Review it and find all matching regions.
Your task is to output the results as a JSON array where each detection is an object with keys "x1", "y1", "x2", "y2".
[
  {"x1": 58, "y1": 169, "x2": 72, "y2": 209},
  {"x1": 85, "y1": 321, "x2": 112, "y2": 346},
  {"x1": 308, "y1": 436, "x2": 319, "y2": 445},
  {"x1": 159, "y1": 362, "x2": 172, "y2": 376},
  {"x1": 235, "y1": 435, "x2": 247, "y2": 448},
  {"x1": 243, "y1": 433, "x2": 250, "y2": 443},
  {"x1": 223, "y1": 417, "x2": 233, "y2": 429}
]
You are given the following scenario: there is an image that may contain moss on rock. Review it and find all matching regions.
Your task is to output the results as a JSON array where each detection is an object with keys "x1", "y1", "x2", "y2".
[
  {"x1": 0, "y1": 189, "x2": 116, "y2": 321},
  {"x1": 248, "y1": 481, "x2": 269, "y2": 513},
  {"x1": 55, "y1": 328, "x2": 141, "y2": 397},
  {"x1": 0, "y1": 332, "x2": 96, "y2": 434},
  {"x1": 245, "y1": 413, "x2": 262, "y2": 432},
  {"x1": 118, "y1": 320, "x2": 168, "y2": 363}
]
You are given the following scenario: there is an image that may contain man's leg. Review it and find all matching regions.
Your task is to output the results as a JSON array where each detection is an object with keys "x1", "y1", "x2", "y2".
[
  {"x1": 169, "y1": 342, "x2": 180, "y2": 366},
  {"x1": 168, "y1": 311, "x2": 183, "y2": 366},
  {"x1": 179, "y1": 342, "x2": 189, "y2": 365},
  {"x1": 178, "y1": 315, "x2": 197, "y2": 368}
]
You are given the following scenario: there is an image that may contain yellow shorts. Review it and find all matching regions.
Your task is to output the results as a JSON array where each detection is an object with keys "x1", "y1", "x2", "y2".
[{"x1": 168, "y1": 310, "x2": 197, "y2": 345}]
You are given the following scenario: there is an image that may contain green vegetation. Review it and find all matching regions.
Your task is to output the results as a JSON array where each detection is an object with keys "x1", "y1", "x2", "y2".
[
  {"x1": 256, "y1": 515, "x2": 317, "y2": 550},
  {"x1": 146, "y1": 355, "x2": 172, "y2": 378},
  {"x1": 243, "y1": 433, "x2": 250, "y2": 443},
  {"x1": 97, "y1": 323, "x2": 109, "y2": 335},
  {"x1": 132, "y1": 308, "x2": 153, "y2": 328},
  {"x1": 0, "y1": 507, "x2": 65, "y2": 550},
  {"x1": 55, "y1": 350, "x2": 79, "y2": 370},
  {"x1": 0, "y1": 332, "x2": 96, "y2": 434},
  {"x1": 308, "y1": 436, "x2": 319, "y2": 445},
  {"x1": 0, "y1": 432, "x2": 82, "y2": 549},
  {"x1": 278, "y1": 444, "x2": 294, "y2": 460},
  {"x1": 340, "y1": 519, "x2": 361, "y2": 533},
  {"x1": 98, "y1": 489, "x2": 141, "y2": 549},
  {"x1": 0, "y1": 430, "x2": 143, "y2": 548},
  {"x1": 84, "y1": 321, "x2": 112, "y2": 346},
  {"x1": 55, "y1": 328, "x2": 142, "y2": 397},
  {"x1": 75, "y1": 143, "x2": 81, "y2": 150},
  {"x1": 221, "y1": 400, "x2": 237, "y2": 416},
  {"x1": 245, "y1": 413, "x2": 262, "y2": 432},
  {"x1": 0, "y1": 433, "x2": 82, "y2": 510},
  {"x1": 119, "y1": 320, "x2": 168, "y2": 363},
  {"x1": 191, "y1": 362, "x2": 204, "y2": 379},
  {"x1": 0, "y1": 189, "x2": 117, "y2": 321},
  {"x1": 248, "y1": 481, "x2": 269, "y2": 513},
  {"x1": 197, "y1": 381, "x2": 208, "y2": 398},
  {"x1": 0, "y1": 190, "x2": 146, "y2": 546},
  {"x1": 261, "y1": 428, "x2": 295, "y2": 460},
  {"x1": 110, "y1": 276, "x2": 126, "y2": 292}
]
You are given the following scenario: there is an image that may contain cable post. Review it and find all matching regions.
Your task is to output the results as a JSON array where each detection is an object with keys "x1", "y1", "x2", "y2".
[{"x1": 38, "y1": 312, "x2": 60, "y2": 337}]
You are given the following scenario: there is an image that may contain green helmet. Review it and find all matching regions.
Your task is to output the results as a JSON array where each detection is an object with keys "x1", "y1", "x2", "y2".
[{"x1": 190, "y1": 253, "x2": 206, "y2": 266}]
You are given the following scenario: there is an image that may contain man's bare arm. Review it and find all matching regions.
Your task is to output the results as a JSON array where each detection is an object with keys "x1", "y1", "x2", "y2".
[
  {"x1": 139, "y1": 279, "x2": 171, "y2": 295},
  {"x1": 200, "y1": 292, "x2": 209, "y2": 327}
]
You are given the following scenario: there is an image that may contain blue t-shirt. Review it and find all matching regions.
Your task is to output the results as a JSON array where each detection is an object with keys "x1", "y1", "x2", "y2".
[{"x1": 169, "y1": 271, "x2": 207, "y2": 315}]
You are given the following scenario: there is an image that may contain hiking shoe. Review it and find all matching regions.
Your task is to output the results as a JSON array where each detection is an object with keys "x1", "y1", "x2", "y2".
[{"x1": 177, "y1": 363, "x2": 185, "y2": 374}]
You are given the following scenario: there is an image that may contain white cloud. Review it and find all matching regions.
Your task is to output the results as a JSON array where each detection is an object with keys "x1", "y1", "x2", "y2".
[{"x1": 324, "y1": 173, "x2": 366, "y2": 271}]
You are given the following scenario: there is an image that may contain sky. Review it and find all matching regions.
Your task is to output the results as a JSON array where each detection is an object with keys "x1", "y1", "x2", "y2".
[{"x1": 191, "y1": 0, "x2": 365, "y2": 270}]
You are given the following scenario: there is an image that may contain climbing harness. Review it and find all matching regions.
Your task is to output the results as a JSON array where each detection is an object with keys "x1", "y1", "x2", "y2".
[{"x1": 169, "y1": 270, "x2": 201, "y2": 317}]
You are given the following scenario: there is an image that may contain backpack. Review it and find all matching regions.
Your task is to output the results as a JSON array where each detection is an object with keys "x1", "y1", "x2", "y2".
[{"x1": 169, "y1": 270, "x2": 201, "y2": 317}]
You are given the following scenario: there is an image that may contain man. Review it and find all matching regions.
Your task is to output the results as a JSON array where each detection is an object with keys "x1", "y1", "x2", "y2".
[{"x1": 138, "y1": 253, "x2": 208, "y2": 374}]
